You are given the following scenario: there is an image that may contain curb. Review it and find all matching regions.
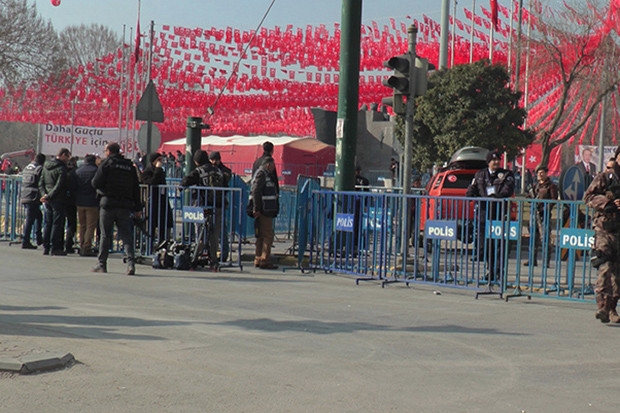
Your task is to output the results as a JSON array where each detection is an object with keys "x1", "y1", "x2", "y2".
[{"x1": 0, "y1": 353, "x2": 75, "y2": 375}]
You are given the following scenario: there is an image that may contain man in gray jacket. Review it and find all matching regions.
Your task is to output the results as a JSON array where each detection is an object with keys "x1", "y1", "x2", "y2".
[{"x1": 20, "y1": 153, "x2": 46, "y2": 249}]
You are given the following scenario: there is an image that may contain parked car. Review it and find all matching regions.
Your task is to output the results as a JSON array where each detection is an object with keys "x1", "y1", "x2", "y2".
[{"x1": 418, "y1": 147, "x2": 517, "y2": 243}]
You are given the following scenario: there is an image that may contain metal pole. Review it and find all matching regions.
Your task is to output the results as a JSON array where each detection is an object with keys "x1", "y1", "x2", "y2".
[
  {"x1": 146, "y1": 21, "x2": 155, "y2": 157},
  {"x1": 450, "y1": 0, "x2": 457, "y2": 67},
  {"x1": 185, "y1": 117, "x2": 202, "y2": 176},
  {"x1": 118, "y1": 25, "x2": 126, "y2": 141},
  {"x1": 598, "y1": 96, "x2": 606, "y2": 173},
  {"x1": 521, "y1": 0, "x2": 532, "y2": 192},
  {"x1": 403, "y1": 26, "x2": 417, "y2": 197},
  {"x1": 439, "y1": 0, "x2": 450, "y2": 69},
  {"x1": 70, "y1": 99, "x2": 75, "y2": 155},
  {"x1": 334, "y1": 0, "x2": 362, "y2": 191},
  {"x1": 513, "y1": 0, "x2": 524, "y2": 92},
  {"x1": 469, "y1": 0, "x2": 475, "y2": 63},
  {"x1": 401, "y1": 25, "x2": 418, "y2": 262}
]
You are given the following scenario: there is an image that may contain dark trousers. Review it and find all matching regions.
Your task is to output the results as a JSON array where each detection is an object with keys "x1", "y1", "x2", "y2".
[
  {"x1": 97, "y1": 207, "x2": 135, "y2": 266},
  {"x1": 65, "y1": 203, "x2": 77, "y2": 251},
  {"x1": 42, "y1": 200, "x2": 66, "y2": 252},
  {"x1": 22, "y1": 202, "x2": 43, "y2": 246}
]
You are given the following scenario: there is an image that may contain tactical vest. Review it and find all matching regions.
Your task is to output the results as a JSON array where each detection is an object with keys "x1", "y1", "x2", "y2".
[
  {"x1": 20, "y1": 163, "x2": 42, "y2": 203},
  {"x1": 258, "y1": 169, "x2": 279, "y2": 218}
]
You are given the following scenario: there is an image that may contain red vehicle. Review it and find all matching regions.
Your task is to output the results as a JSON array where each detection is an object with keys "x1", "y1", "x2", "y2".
[{"x1": 418, "y1": 147, "x2": 517, "y2": 242}]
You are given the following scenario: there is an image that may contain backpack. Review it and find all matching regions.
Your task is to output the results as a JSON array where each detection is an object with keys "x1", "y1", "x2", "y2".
[{"x1": 152, "y1": 240, "x2": 174, "y2": 269}]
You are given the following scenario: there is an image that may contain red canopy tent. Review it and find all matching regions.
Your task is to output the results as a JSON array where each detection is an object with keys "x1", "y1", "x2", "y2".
[{"x1": 159, "y1": 135, "x2": 335, "y2": 185}]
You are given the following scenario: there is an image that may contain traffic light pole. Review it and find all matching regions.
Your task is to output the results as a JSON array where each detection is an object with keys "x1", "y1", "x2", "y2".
[
  {"x1": 334, "y1": 0, "x2": 362, "y2": 192},
  {"x1": 401, "y1": 25, "x2": 418, "y2": 265},
  {"x1": 403, "y1": 25, "x2": 417, "y2": 198}
]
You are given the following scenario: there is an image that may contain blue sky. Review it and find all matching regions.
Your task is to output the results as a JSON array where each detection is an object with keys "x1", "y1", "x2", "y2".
[{"x1": 32, "y1": 0, "x2": 443, "y2": 35}]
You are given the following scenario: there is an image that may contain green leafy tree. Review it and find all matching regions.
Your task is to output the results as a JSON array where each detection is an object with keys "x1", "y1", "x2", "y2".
[{"x1": 413, "y1": 60, "x2": 534, "y2": 170}]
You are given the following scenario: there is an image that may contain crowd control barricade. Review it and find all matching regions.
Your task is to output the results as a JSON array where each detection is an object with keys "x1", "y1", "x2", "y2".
[
  {"x1": 158, "y1": 184, "x2": 242, "y2": 269},
  {"x1": 307, "y1": 190, "x2": 596, "y2": 302},
  {"x1": 282, "y1": 175, "x2": 320, "y2": 272},
  {"x1": 0, "y1": 175, "x2": 23, "y2": 243},
  {"x1": 243, "y1": 183, "x2": 298, "y2": 240},
  {"x1": 308, "y1": 189, "x2": 399, "y2": 280},
  {"x1": 274, "y1": 186, "x2": 296, "y2": 238},
  {"x1": 504, "y1": 198, "x2": 595, "y2": 301},
  {"x1": 388, "y1": 193, "x2": 515, "y2": 292}
]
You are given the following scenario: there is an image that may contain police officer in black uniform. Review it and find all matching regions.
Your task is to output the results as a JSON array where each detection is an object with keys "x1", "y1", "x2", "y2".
[
  {"x1": 466, "y1": 150, "x2": 515, "y2": 281},
  {"x1": 91, "y1": 142, "x2": 143, "y2": 275}
]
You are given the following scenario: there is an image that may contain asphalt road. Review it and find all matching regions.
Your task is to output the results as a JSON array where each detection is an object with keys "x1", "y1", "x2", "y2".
[{"x1": 0, "y1": 241, "x2": 619, "y2": 413}]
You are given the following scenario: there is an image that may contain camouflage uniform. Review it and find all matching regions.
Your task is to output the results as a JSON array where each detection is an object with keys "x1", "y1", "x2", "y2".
[
  {"x1": 530, "y1": 176, "x2": 559, "y2": 266},
  {"x1": 584, "y1": 167, "x2": 620, "y2": 323}
]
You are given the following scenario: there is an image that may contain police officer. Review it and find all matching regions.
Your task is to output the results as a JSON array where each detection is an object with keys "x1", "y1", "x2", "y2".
[
  {"x1": 180, "y1": 150, "x2": 231, "y2": 270},
  {"x1": 584, "y1": 146, "x2": 620, "y2": 323},
  {"x1": 466, "y1": 150, "x2": 515, "y2": 281},
  {"x1": 250, "y1": 156, "x2": 279, "y2": 269},
  {"x1": 91, "y1": 142, "x2": 142, "y2": 275}
]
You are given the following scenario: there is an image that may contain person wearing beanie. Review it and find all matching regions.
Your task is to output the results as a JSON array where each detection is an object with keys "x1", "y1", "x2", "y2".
[
  {"x1": 20, "y1": 153, "x2": 46, "y2": 249},
  {"x1": 584, "y1": 146, "x2": 620, "y2": 323},
  {"x1": 193, "y1": 149, "x2": 209, "y2": 166},
  {"x1": 140, "y1": 152, "x2": 173, "y2": 249},
  {"x1": 72, "y1": 154, "x2": 99, "y2": 256},
  {"x1": 466, "y1": 149, "x2": 515, "y2": 284}
]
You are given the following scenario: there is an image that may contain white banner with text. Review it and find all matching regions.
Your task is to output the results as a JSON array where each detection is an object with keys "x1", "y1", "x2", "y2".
[{"x1": 38, "y1": 124, "x2": 139, "y2": 158}]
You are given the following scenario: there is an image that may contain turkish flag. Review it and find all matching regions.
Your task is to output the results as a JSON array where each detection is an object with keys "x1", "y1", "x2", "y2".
[
  {"x1": 514, "y1": 144, "x2": 562, "y2": 176},
  {"x1": 490, "y1": 0, "x2": 499, "y2": 31}
]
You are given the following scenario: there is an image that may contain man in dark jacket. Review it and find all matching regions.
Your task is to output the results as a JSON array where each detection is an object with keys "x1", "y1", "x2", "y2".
[
  {"x1": 91, "y1": 142, "x2": 142, "y2": 275},
  {"x1": 140, "y1": 152, "x2": 173, "y2": 248},
  {"x1": 180, "y1": 150, "x2": 229, "y2": 269},
  {"x1": 20, "y1": 153, "x2": 46, "y2": 249},
  {"x1": 39, "y1": 147, "x2": 71, "y2": 256},
  {"x1": 72, "y1": 154, "x2": 99, "y2": 256},
  {"x1": 250, "y1": 156, "x2": 279, "y2": 269},
  {"x1": 208, "y1": 151, "x2": 232, "y2": 263},
  {"x1": 466, "y1": 150, "x2": 515, "y2": 282},
  {"x1": 526, "y1": 165, "x2": 559, "y2": 267},
  {"x1": 64, "y1": 156, "x2": 79, "y2": 253},
  {"x1": 584, "y1": 146, "x2": 620, "y2": 323},
  {"x1": 252, "y1": 141, "x2": 276, "y2": 179}
]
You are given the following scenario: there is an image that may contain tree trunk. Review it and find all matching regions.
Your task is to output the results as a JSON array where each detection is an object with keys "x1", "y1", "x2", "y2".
[{"x1": 538, "y1": 132, "x2": 552, "y2": 170}]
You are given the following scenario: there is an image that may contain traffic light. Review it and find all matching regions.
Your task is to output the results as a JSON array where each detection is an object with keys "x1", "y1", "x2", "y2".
[
  {"x1": 414, "y1": 57, "x2": 430, "y2": 96},
  {"x1": 382, "y1": 53, "x2": 412, "y2": 115}
]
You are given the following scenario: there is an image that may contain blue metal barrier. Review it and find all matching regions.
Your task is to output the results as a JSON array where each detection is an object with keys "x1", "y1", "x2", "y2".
[
  {"x1": 0, "y1": 175, "x2": 24, "y2": 243},
  {"x1": 307, "y1": 190, "x2": 596, "y2": 302},
  {"x1": 140, "y1": 184, "x2": 243, "y2": 269}
]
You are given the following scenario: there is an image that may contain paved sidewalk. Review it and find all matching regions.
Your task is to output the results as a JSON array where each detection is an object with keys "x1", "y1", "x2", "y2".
[{"x1": 0, "y1": 240, "x2": 619, "y2": 413}]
